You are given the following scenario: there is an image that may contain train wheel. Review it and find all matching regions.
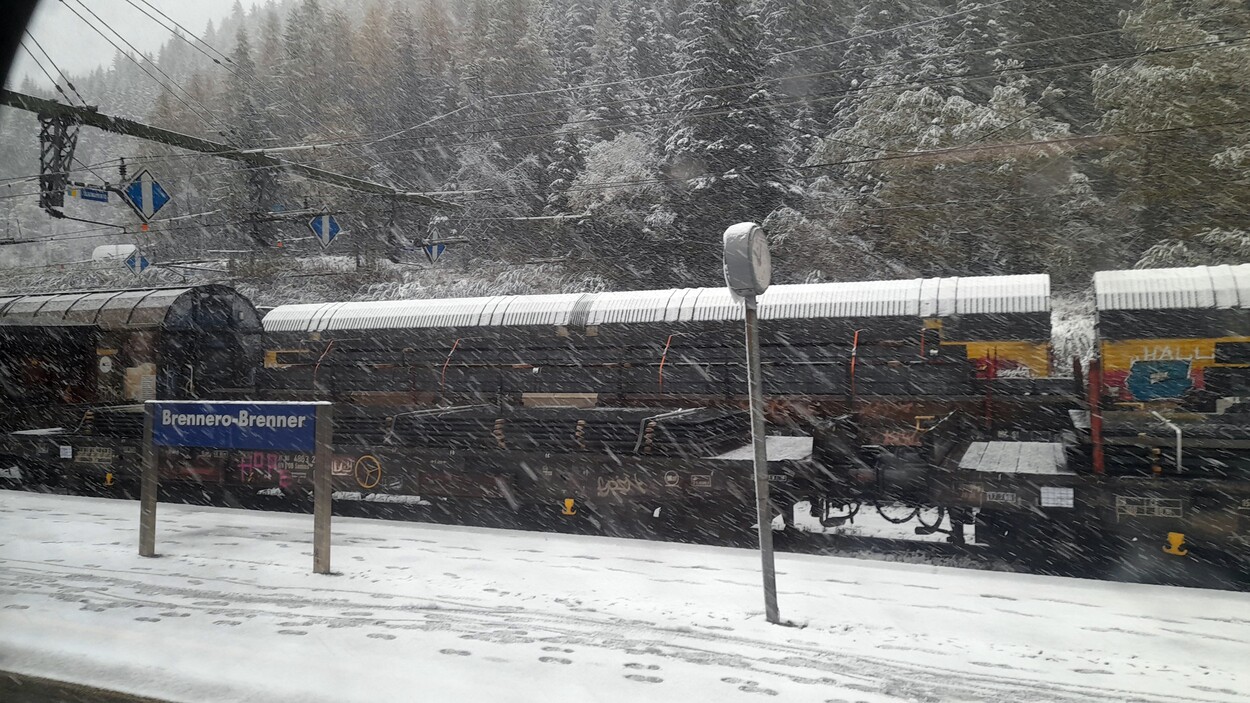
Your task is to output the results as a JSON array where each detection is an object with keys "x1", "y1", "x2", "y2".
[
  {"x1": 876, "y1": 502, "x2": 920, "y2": 524},
  {"x1": 915, "y1": 506, "x2": 945, "y2": 531}
]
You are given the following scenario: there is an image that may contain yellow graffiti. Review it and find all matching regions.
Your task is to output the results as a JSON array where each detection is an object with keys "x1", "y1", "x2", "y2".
[
  {"x1": 1102, "y1": 336, "x2": 1250, "y2": 376},
  {"x1": 946, "y1": 340, "x2": 1051, "y2": 378},
  {"x1": 1163, "y1": 532, "x2": 1189, "y2": 557},
  {"x1": 354, "y1": 455, "x2": 383, "y2": 489},
  {"x1": 561, "y1": 498, "x2": 577, "y2": 516}
]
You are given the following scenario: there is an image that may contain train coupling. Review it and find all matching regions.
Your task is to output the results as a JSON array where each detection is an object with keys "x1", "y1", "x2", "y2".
[{"x1": 1163, "y1": 532, "x2": 1189, "y2": 557}]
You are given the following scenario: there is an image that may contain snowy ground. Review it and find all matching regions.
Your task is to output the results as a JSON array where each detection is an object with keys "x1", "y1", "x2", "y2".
[{"x1": 1, "y1": 491, "x2": 1247, "y2": 703}]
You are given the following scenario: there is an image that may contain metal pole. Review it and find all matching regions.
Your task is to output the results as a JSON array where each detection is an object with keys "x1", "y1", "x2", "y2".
[
  {"x1": 313, "y1": 404, "x2": 333, "y2": 574},
  {"x1": 744, "y1": 299, "x2": 780, "y2": 624},
  {"x1": 139, "y1": 403, "x2": 157, "y2": 558}
]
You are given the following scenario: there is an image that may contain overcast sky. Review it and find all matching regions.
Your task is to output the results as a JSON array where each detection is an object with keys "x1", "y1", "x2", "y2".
[{"x1": 7, "y1": 0, "x2": 242, "y2": 90}]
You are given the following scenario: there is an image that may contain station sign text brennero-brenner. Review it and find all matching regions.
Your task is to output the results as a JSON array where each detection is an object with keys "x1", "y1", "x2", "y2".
[{"x1": 150, "y1": 402, "x2": 320, "y2": 452}]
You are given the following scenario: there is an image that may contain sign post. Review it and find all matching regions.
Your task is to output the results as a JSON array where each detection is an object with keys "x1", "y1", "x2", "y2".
[
  {"x1": 313, "y1": 404, "x2": 333, "y2": 574},
  {"x1": 140, "y1": 401, "x2": 333, "y2": 574},
  {"x1": 722, "y1": 222, "x2": 780, "y2": 625},
  {"x1": 139, "y1": 404, "x2": 157, "y2": 558}
]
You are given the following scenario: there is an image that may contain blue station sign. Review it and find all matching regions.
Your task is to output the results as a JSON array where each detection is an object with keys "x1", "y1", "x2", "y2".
[{"x1": 150, "y1": 402, "x2": 321, "y2": 452}]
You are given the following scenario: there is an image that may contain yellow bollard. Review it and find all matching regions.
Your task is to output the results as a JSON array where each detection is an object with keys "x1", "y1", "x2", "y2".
[{"x1": 1163, "y1": 532, "x2": 1188, "y2": 556}]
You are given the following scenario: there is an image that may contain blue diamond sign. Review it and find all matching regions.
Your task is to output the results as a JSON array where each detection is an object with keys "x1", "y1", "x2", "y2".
[
  {"x1": 308, "y1": 213, "x2": 340, "y2": 250},
  {"x1": 424, "y1": 243, "x2": 446, "y2": 263},
  {"x1": 121, "y1": 170, "x2": 171, "y2": 222},
  {"x1": 125, "y1": 251, "x2": 150, "y2": 275}
]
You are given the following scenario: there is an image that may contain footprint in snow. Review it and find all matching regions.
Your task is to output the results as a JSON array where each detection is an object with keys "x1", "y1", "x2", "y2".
[
  {"x1": 439, "y1": 649, "x2": 471, "y2": 657},
  {"x1": 213, "y1": 620, "x2": 241, "y2": 627},
  {"x1": 159, "y1": 612, "x2": 190, "y2": 618},
  {"x1": 367, "y1": 633, "x2": 396, "y2": 640},
  {"x1": 542, "y1": 646, "x2": 574, "y2": 654},
  {"x1": 737, "y1": 684, "x2": 779, "y2": 696},
  {"x1": 624, "y1": 663, "x2": 659, "y2": 671},
  {"x1": 625, "y1": 675, "x2": 663, "y2": 684},
  {"x1": 4, "y1": 605, "x2": 29, "y2": 610},
  {"x1": 539, "y1": 657, "x2": 572, "y2": 665},
  {"x1": 135, "y1": 617, "x2": 161, "y2": 622},
  {"x1": 277, "y1": 630, "x2": 307, "y2": 636}
]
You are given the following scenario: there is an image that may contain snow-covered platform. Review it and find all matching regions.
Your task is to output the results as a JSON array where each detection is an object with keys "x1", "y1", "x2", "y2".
[{"x1": 1, "y1": 491, "x2": 1247, "y2": 703}]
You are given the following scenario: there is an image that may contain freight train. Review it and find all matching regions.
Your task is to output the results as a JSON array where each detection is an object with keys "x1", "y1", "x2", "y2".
[{"x1": 0, "y1": 264, "x2": 1247, "y2": 572}]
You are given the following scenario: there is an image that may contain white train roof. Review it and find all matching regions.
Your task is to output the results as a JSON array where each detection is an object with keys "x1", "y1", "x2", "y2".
[
  {"x1": 262, "y1": 274, "x2": 1050, "y2": 333},
  {"x1": 1094, "y1": 264, "x2": 1250, "y2": 311}
]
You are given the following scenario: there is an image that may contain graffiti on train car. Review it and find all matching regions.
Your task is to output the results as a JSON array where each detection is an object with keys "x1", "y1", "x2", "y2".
[
  {"x1": 1101, "y1": 337, "x2": 1250, "y2": 401},
  {"x1": 597, "y1": 474, "x2": 648, "y2": 498},
  {"x1": 1124, "y1": 360, "x2": 1193, "y2": 400}
]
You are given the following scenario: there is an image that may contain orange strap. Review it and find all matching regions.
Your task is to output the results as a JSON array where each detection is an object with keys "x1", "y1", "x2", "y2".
[
  {"x1": 441, "y1": 338, "x2": 462, "y2": 392},
  {"x1": 312, "y1": 339, "x2": 336, "y2": 389},
  {"x1": 658, "y1": 335, "x2": 674, "y2": 391}
]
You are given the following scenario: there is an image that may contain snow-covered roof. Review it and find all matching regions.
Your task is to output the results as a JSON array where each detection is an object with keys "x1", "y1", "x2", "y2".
[
  {"x1": 1094, "y1": 264, "x2": 1250, "y2": 311},
  {"x1": 0, "y1": 287, "x2": 194, "y2": 329},
  {"x1": 262, "y1": 274, "x2": 1051, "y2": 333}
]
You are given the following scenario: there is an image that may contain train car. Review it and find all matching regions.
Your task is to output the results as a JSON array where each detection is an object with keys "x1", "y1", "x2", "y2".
[
  {"x1": 1094, "y1": 264, "x2": 1250, "y2": 408},
  {"x1": 258, "y1": 273, "x2": 1058, "y2": 416},
  {"x1": 249, "y1": 274, "x2": 1070, "y2": 530},
  {"x1": 864, "y1": 264, "x2": 1250, "y2": 572},
  {"x1": 0, "y1": 285, "x2": 263, "y2": 490}
]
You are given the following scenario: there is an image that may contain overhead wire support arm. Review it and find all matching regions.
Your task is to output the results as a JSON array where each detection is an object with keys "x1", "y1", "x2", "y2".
[{"x1": 0, "y1": 90, "x2": 461, "y2": 210}]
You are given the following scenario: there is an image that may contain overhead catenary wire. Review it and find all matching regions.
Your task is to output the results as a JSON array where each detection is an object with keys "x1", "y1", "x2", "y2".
[
  {"x1": 22, "y1": 32, "x2": 86, "y2": 105},
  {"x1": 6, "y1": 7, "x2": 1227, "y2": 189},
  {"x1": 11, "y1": 114, "x2": 1249, "y2": 251},
  {"x1": 59, "y1": 0, "x2": 229, "y2": 138},
  {"x1": 86, "y1": 30, "x2": 1250, "y2": 183},
  {"x1": 92, "y1": 32, "x2": 1247, "y2": 199},
  {"x1": 8, "y1": 2, "x2": 1241, "y2": 190},
  {"x1": 5, "y1": 5, "x2": 1245, "y2": 260},
  {"x1": 117, "y1": 0, "x2": 419, "y2": 191},
  {"x1": 193, "y1": 4, "x2": 1250, "y2": 157},
  {"x1": 209, "y1": 0, "x2": 1031, "y2": 152}
]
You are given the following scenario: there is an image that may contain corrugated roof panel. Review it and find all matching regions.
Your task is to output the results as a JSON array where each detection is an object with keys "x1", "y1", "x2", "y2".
[
  {"x1": 936, "y1": 277, "x2": 959, "y2": 317},
  {"x1": 261, "y1": 303, "x2": 322, "y2": 332},
  {"x1": 62, "y1": 291, "x2": 126, "y2": 325},
  {"x1": 956, "y1": 274, "x2": 1050, "y2": 314},
  {"x1": 758, "y1": 279, "x2": 926, "y2": 319},
  {"x1": 1234, "y1": 264, "x2": 1250, "y2": 307},
  {"x1": 128, "y1": 290, "x2": 187, "y2": 327},
  {"x1": 585, "y1": 290, "x2": 670, "y2": 325},
  {"x1": 1095, "y1": 264, "x2": 1250, "y2": 310},
  {"x1": 690, "y1": 288, "x2": 741, "y2": 321},
  {"x1": 918, "y1": 277, "x2": 941, "y2": 317},
  {"x1": 492, "y1": 293, "x2": 582, "y2": 326},
  {"x1": 261, "y1": 273, "x2": 1054, "y2": 332},
  {"x1": 1209, "y1": 265, "x2": 1240, "y2": 308},
  {"x1": 0, "y1": 287, "x2": 248, "y2": 330}
]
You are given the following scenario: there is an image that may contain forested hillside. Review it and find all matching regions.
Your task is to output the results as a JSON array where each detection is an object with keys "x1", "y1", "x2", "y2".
[{"x1": 1, "y1": 0, "x2": 1248, "y2": 303}]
